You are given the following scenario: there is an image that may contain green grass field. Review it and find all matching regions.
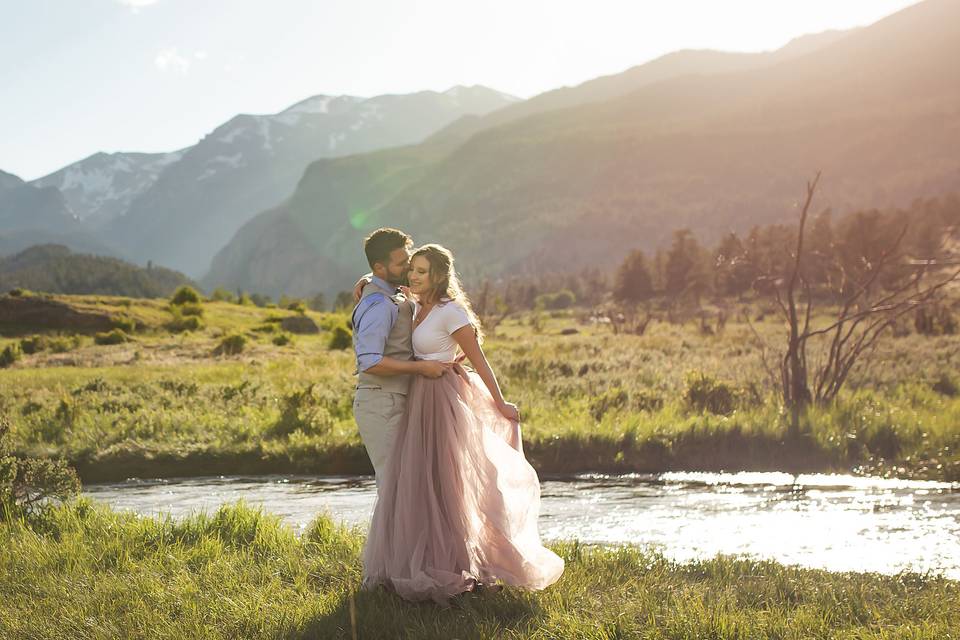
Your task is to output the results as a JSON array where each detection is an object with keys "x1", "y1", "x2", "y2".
[
  {"x1": 2, "y1": 292, "x2": 960, "y2": 482},
  {"x1": 2, "y1": 293, "x2": 959, "y2": 639},
  {"x1": 1, "y1": 498, "x2": 956, "y2": 639}
]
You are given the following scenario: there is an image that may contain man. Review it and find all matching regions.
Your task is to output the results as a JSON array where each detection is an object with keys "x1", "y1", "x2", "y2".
[{"x1": 351, "y1": 227, "x2": 450, "y2": 489}]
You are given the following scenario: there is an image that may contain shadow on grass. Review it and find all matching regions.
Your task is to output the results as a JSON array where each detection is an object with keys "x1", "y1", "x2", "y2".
[{"x1": 299, "y1": 585, "x2": 543, "y2": 640}]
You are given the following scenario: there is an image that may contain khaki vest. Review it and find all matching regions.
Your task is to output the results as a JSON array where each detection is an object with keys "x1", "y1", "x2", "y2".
[{"x1": 353, "y1": 281, "x2": 414, "y2": 394}]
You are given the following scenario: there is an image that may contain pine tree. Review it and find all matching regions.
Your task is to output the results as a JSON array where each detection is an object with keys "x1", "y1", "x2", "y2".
[
  {"x1": 714, "y1": 232, "x2": 750, "y2": 296},
  {"x1": 664, "y1": 229, "x2": 711, "y2": 301},
  {"x1": 613, "y1": 249, "x2": 654, "y2": 304}
]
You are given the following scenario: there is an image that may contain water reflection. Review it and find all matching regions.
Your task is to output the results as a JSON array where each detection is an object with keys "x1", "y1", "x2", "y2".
[{"x1": 83, "y1": 471, "x2": 960, "y2": 579}]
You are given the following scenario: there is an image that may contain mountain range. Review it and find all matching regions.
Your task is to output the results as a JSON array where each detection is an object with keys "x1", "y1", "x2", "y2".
[
  {"x1": 205, "y1": 0, "x2": 960, "y2": 299},
  {"x1": 1, "y1": 85, "x2": 518, "y2": 277},
  {"x1": 3, "y1": 0, "x2": 958, "y2": 302}
]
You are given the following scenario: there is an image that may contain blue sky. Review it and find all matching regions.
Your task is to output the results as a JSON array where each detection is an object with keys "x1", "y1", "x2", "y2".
[{"x1": 0, "y1": 0, "x2": 920, "y2": 180}]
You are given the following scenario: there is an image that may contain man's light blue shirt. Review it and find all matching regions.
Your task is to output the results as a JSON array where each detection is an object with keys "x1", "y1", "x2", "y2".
[{"x1": 352, "y1": 275, "x2": 399, "y2": 372}]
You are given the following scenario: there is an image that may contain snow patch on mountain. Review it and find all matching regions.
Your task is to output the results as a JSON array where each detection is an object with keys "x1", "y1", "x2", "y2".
[
  {"x1": 255, "y1": 117, "x2": 273, "y2": 153},
  {"x1": 218, "y1": 125, "x2": 247, "y2": 144},
  {"x1": 274, "y1": 95, "x2": 366, "y2": 126},
  {"x1": 30, "y1": 150, "x2": 185, "y2": 222},
  {"x1": 197, "y1": 152, "x2": 246, "y2": 181},
  {"x1": 60, "y1": 164, "x2": 119, "y2": 195},
  {"x1": 328, "y1": 132, "x2": 347, "y2": 150}
]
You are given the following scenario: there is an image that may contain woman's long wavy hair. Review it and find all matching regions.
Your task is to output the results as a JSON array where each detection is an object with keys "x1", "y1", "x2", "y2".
[{"x1": 412, "y1": 243, "x2": 483, "y2": 344}]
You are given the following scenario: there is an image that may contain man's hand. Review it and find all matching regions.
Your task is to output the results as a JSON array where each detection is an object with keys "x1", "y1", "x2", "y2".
[
  {"x1": 352, "y1": 276, "x2": 373, "y2": 304},
  {"x1": 417, "y1": 360, "x2": 454, "y2": 379}
]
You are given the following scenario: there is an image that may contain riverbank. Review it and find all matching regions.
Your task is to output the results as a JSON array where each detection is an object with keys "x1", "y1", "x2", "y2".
[
  {"x1": 1, "y1": 498, "x2": 956, "y2": 639},
  {"x1": 66, "y1": 428, "x2": 849, "y2": 484}
]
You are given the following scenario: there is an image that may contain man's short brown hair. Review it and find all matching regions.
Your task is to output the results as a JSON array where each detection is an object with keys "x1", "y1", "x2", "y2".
[{"x1": 364, "y1": 228, "x2": 413, "y2": 269}]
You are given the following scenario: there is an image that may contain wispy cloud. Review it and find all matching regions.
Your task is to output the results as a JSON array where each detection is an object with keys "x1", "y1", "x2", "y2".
[
  {"x1": 116, "y1": 0, "x2": 159, "y2": 12},
  {"x1": 155, "y1": 47, "x2": 191, "y2": 74}
]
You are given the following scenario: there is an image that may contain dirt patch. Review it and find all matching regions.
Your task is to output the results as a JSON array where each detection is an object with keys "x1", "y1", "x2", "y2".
[
  {"x1": 280, "y1": 315, "x2": 320, "y2": 334},
  {"x1": 27, "y1": 338, "x2": 279, "y2": 368},
  {"x1": 0, "y1": 294, "x2": 118, "y2": 335}
]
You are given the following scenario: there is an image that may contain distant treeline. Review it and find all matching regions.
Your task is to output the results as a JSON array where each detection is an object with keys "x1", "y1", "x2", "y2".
[
  {"x1": 5, "y1": 194, "x2": 958, "y2": 313},
  {"x1": 0, "y1": 244, "x2": 195, "y2": 298},
  {"x1": 465, "y1": 194, "x2": 960, "y2": 313}
]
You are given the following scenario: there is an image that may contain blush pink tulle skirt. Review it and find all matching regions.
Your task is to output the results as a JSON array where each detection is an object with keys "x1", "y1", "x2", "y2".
[{"x1": 361, "y1": 364, "x2": 564, "y2": 603}]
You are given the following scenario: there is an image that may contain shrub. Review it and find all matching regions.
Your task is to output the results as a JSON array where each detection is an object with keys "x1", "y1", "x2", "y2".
[
  {"x1": 170, "y1": 285, "x2": 202, "y2": 306},
  {"x1": 73, "y1": 377, "x2": 110, "y2": 395},
  {"x1": 535, "y1": 290, "x2": 576, "y2": 311},
  {"x1": 0, "y1": 344, "x2": 21, "y2": 368},
  {"x1": 529, "y1": 312, "x2": 544, "y2": 334},
  {"x1": 166, "y1": 311, "x2": 203, "y2": 333},
  {"x1": 252, "y1": 323, "x2": 277, "y2": 334},
  {"x1": 279, "y1": 295, "x2": 307, "y2": 313},
  {"x1": 47, "y1": 335, "x2": 81, "y2": 353},
  {"x1": 111, "y1": 315, "x2": 137, "y2": 333},
  {"x1": 327, "y1": 325, "x2": 352, "y2": 350},
  {"x1": 94, "y1": 329, "x2": 133, "y2": 345},
  {"x1": 214, "y1": 333, "x2": 247, "y2": 356},
  {"x1": 19, "y1": 335, "x2": 48, "y2": 355},
  {"x1": 632, "y1": 389, "x2": 665, "y2": 413},
  {"x1": 7, "y1": 288, "x2": 31, "y2": 297},
  {"x1": 272, "y1": 332, "x2": 293, "y2": 346},
  {"x1": 683, "y1": 371, "x2": 737, "y2": 415},
  {"x1": 176, "y1": 302, "x2": 204, "y2": 317},
  {"x1": 1, "y1": 417, "x2": 81, "y2": 521},
  {"x1": 250, "y1": 293, "x2": 272, "y2": 308},
  {"x1": 863, "y1": 422, "x2": 902, "y2": 460},
  {"x1": 589, "y1": 387, "x2": 629, "y2": 421},
  {"x1": 210, "y1": 287, "x2": 236, "y2": 303},
  {"x1": 320, "y1": 314, "x2": 351, "y2": 331},
  {"x1": 158, "y1": 379, "x2": 199, "y2": 397},
  {"x1": 268, "y1": 384, "x2": 335, "y2": 438},
  {"x1": 932, "y1": 373, "x2": 959, "y2": 397},
  {"x1": 915, "y1": 305, "x2": 959, "y2": 336}
]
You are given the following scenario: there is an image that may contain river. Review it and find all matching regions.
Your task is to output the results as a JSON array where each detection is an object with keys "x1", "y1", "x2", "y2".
[{"x1": 83, "y1": 471, "x2": 960, "y2": 579}]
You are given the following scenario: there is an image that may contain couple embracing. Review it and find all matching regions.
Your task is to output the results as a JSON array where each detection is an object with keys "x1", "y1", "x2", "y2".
[{"x1": 350, "y1": 227, "x2": 564, "y2": 604}]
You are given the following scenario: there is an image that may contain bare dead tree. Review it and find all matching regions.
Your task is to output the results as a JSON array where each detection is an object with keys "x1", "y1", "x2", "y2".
[
  {"x1": 750, "y1": 172, "x2": 960, "y2": 437},
  {"x1": 473, "y1": 280, "x2": 512, "y2": 335},
  {"x1": 609, "y1": 304, "x2": 655, "y2": 335},
  {"x1": 698, "y1": 308, "x2": 728, "y2": 336}
]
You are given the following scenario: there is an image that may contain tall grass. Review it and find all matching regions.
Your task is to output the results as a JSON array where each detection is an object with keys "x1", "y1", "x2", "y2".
[
  {"x1": 2, "y1": 300, "x2": 960, "y2": 481},
  {"x1": 0, "y1": 498, "x2": 956, "y2": 639}
]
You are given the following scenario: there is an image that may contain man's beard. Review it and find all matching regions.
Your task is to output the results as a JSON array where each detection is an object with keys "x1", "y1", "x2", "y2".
[{"x1": 385, "y1": 271, "x2": 409, "y2": 287}]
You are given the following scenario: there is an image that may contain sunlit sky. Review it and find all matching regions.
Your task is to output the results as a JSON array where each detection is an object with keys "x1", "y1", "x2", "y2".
[{"x1": 1, "y1": 0, "x2": 920, "y2": 181}]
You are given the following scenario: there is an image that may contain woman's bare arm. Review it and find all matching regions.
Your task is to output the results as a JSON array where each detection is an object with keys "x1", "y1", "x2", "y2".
[
  {"x1": 353, "y1": 275, "x2": 414, "y2": 304},
  {"x1": 352, "y1": 273, "x2": 374, "y2": 304},
  {"x1": 451, "y1": 325, "x2": 519, "y2": 422}
]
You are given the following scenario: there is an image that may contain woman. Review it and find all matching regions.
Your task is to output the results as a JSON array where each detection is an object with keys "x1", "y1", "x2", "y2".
[{"x1": 360, "y1": 244, "x2": 564, "y2": 603}]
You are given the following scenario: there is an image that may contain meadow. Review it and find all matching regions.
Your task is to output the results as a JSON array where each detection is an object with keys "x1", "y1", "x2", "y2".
[
  {"x1": 2, "y1": 291, "x2": 959, "y2": 639},
  {"x1": 1, "y1": 498, "x2": 957, "y2": 639},
  {"x1": 1, "y1": 291, "x2": 959, "y2": 483}
]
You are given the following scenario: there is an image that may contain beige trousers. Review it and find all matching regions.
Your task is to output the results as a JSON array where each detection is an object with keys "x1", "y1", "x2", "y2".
[{"x1": 353, "y1": 387, "x2": 407, "y2": 489}]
